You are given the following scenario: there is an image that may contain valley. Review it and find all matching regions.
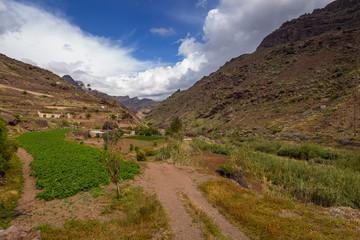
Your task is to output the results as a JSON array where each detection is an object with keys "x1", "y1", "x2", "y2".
[{"x1": 1, "y1": 0, "x2": 360, "y2": 239}]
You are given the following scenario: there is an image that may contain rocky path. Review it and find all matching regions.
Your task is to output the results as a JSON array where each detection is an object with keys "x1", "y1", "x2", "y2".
[{"x1": 134, "y1": 162, "x2": 249, "y2": 240}]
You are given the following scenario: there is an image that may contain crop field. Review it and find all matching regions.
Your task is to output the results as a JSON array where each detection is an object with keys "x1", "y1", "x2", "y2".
[
  {"x1": 16, "y1": 130, "x2": 139, "y2": 200},
  {"x1": 125, "y1": 135, "x2": 164, "y2": 141}
]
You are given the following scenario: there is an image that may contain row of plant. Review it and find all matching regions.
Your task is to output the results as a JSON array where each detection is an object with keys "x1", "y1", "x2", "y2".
[
  {"x1": 16, "y1": 129, "x2": 139, "y2": 200},
  {"x1": 249, "y1": 139, "x2": 360, "y2": 171},
  {"x1": 232, "y1": 147, "x2": 360, "y2": 208}
]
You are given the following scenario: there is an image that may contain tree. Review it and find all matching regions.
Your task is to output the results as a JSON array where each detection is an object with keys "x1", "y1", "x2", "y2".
[
  {"x1": 99, "y1": 150, "x2": 123, "y2": 198},
  {"x1": 170, "y1": 117, "x2": 182, "y2": 134},
  {"x1": 99, "y1": 129, "x2": 124, "y2": 198}
]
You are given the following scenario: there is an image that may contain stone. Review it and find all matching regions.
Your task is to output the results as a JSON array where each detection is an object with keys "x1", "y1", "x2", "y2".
[
  {"x1": 0, "y1": 226, "x2": 41, "y2": 240},
  {"x1": 0, "y1": 112, "x2": 19, "y2": 125},
  {"x1": 102, "y1": 121, "x2": 119, "y2": 130},
  {"x1": 35, "y1": 119, "x2": 48, "y2": 128}
]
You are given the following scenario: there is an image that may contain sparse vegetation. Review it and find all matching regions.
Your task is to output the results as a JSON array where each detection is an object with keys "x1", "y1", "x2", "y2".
[
  {"x1": 38, "y1": 185, "x2": 172, "y2": 239},
  {"x1": 0, "y1": 117, "x2": 17, "y2": 171},
  {"x1": 201, "y1": 179, "x2": 360, "y2": 240}
]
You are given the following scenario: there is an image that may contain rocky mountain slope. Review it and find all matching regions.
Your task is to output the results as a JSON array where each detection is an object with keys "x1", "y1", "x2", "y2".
[
  {"x1": 0, "y1": 54, "x2": 139, "y2": 132},
  {"x1": 115, "y1": 96, "x2": 159, "y2": 114},
  {"x1": 146, "y1": 0, "x2": 360, "y2": 145}
]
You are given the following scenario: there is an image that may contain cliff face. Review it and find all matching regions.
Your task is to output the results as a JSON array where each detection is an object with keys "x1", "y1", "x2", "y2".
[{"x1": 258, "y1": 0, "x2": 360, "y2": 49}]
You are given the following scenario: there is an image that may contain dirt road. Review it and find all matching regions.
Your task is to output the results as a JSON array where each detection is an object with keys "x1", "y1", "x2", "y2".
[{"x1": 134, "y1": 163, "x2": 249, "y2": 240}]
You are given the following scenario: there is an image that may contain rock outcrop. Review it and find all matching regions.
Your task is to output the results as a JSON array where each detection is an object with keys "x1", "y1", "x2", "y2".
[{"x1": 258, "y1": 0, "x2": 360, "y2": 49}]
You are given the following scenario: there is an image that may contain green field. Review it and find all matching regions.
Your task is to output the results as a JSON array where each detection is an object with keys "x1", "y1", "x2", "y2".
[
  {"x1": 125, "y1": 135, "x2": 164, "y2": 141},
  {"x1": 17, "y1": 130, "x2": 139, "y2": 200}
]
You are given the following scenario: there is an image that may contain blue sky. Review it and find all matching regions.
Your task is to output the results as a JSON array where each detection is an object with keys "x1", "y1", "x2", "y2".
[
  {"x1": 0, "y1": 0, "x2": 333, "y2": 100},
  {"x1": 14, "y1": 0, "x2": 217, "y2": 63}
]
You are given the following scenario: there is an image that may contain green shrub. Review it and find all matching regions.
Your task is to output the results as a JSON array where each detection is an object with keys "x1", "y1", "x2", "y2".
[
  {"x1": 143, "y1": 147, "x2": 157, "y2": 156},
  {"x1": 94, "y1": 125, "x2": 101, "y2": 130},
  {"x1": 218, "y1": 163, "x2": 234, "y2": 175},
  {"x1": 136, "y1": 150, "x2": 147, "y2": 161},
  {"x1": 0, "y1": 117, "x2": 18, "y2": 171},
  {"x1": 61, "y1": 120, "x2": 70, "y2": 127},
  {"x1": 129, "y1": 144, "x2": 134, "y2": 152}
]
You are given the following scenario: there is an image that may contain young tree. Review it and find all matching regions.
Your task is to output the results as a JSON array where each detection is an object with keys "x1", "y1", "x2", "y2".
[
  {"x1": 99, "y1": 129, "x2": 124, "y2": 198},
  {"x1": 170, "y1": 117, "x2": 182, "y2": 134},
  {"x1": 99, "y1": 150, "x2": 122, "y2": 198}
]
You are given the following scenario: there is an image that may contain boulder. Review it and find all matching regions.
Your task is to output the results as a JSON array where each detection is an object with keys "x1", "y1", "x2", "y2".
[
  {"x1": 0, "y1": 226, "x2": 41, "y2": 240},
  {"x1": 102, "y1": 121, "x2": 119, "y2": 130},
  {"x1": 0, "y1": 112, "x2": 19, "y2": 125}
]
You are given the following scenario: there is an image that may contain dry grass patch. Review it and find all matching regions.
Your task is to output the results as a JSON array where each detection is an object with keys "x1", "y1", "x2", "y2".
[
  {"x1": 178, "y1": 192, "x2": 230, "y2": 240},
  {"x1": 37, "y1": 184, "x2": 173, "y2": 239},
  {"x1": 200, "y1": 179, "x2": 360, "y2": 240}
]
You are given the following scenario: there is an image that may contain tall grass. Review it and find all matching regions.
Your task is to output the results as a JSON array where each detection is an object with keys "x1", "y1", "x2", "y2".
[
  {"x1": 250, "y1": 140, "x2": 360, "y2": 171},
  {"x1": 192, "y1": 138, "x2": 233, "y2": 155},
  {"x1": 232, "y1": 147, "x2": 360, "y2": 208},
  {"x1": 156, "y1": 139, "x2": 190, "y2": 165}
]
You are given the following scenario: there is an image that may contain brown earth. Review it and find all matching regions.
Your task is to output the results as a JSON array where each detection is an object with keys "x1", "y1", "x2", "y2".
[{"x1": 133, "y1": 162, "x2": 249, "y2": 240}]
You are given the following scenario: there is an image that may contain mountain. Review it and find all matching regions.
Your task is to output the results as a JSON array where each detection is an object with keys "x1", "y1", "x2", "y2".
[
  {"x1": 61, "y1": 75, "x2": 83, "y2": 90},
  {"x1": 259, "y1": 0, "x2": 360, "y2": 49},
  {"x1": 115, "y1": 96, "x2": 159, "y2": 114},
  {"x1": 61, "y1": 74, "x2": 158, "y2": 117},
  {"x1": 146, "y1": 0, "x2": 360, "y2": 144},
  {"x1": 0, "y1": 54, "x2": 139, "y2": 132}
]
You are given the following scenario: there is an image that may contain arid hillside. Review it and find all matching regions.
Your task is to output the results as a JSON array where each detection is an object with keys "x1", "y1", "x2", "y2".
[
  {"x1": 146, "y1": 0, "x2": 360, "y2": 145},
  {"x1": 0, "y1": 54, "x2": 139, "y2": 132}
]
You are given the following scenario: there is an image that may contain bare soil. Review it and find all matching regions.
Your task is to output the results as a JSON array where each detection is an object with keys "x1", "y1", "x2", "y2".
[
  {"x1": 12, "y1": 148, "x2": 117, "y2": 228},
  {"x1": 133, "y1": 162, "x2": 249, "y2": 240}
]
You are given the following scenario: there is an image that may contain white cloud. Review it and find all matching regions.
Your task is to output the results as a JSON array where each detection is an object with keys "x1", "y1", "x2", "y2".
[
  {"x1": 150, "y1": 27, "x2": 176, "y2": 36},
  {"x1": 0, "y1": 0, "x2": 333, "y2": 100},
  {"x1": 196, "y1": 0, "x2": 208, "y2": 8}
]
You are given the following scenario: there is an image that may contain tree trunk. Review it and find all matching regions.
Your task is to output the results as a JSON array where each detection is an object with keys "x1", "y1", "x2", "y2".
[{"x1": 116, "y1": 181, "x2": 121, "y2": 199}]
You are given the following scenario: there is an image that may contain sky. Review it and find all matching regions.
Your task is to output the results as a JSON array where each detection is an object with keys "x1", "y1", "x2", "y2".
[{"x1": 0, "y1": 0, "x2": 334, "y2": 100}]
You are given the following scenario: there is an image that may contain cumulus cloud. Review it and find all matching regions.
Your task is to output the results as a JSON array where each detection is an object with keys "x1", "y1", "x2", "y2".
[
  {"x1": 150, "y1": 27, "x2": 176, "y2": 36},
  {"x1": 0, "y1": 0, "x2": 333, "y2": 100}
]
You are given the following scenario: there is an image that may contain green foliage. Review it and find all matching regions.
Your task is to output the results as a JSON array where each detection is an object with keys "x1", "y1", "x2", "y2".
[
  {"x1": 250, "y1": 140, "x2": 360, "y2": 171},
  {"x1": 125, "y1": 135, "x2": 163, "y2": 141},
  {"x1": 129, "y1": 144, "x2": 134, "y2": 152},
  {"x1": 82, "y1": 106, "x2": 87, "y2": 110},
  {"x1": 110, "y1": 114, "x2": 117, "y2": 120},
  {"x1": 85, "y1": 113, "x2": 91, "y2": 119},
  {"x1": 134, "y1": 126, "x2": 160, "y2": 136},
  {"x1": 192, "y1": 138, "x2": 232, "y2": 155},
  {"x1": 232, "y1": 147, "x2": 360, "y2": 208},
  {"x1": 218, "y1": 163, "x2": 234, "y2": 175},
  {"x1": 102, "y1": 129, "x2": 124, "y2": 148},
  {"x1": 22, "y1": 90, "x2": 27, "y2": 95},
  {"x1": 61, "y1": 120, "x2": 70, "y2": 127},
  {"x1": 89, "y1": 187, "x2": 106, "y2": 198},
  {"x1": 170, "y1": 117, "x2": 182, "y2": 133},
  {"x1": 12, "y1": 114, "x2": 20, "y2": 119},
  {"x1": 94, "y1": 125, "x2": 101, "y2": 129},
  {"x1": 0, "y1": 117, "x2": 17, "y2": 171},
  {"x1": 136, "y1": 150, "x2": 147, "y2": 161},
  {"x1": 143, "y1": 147, "x2": 157, "y2": 156},
  {"x1": 16, "y1": 130, "x2": 139, "y2": 200}
]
